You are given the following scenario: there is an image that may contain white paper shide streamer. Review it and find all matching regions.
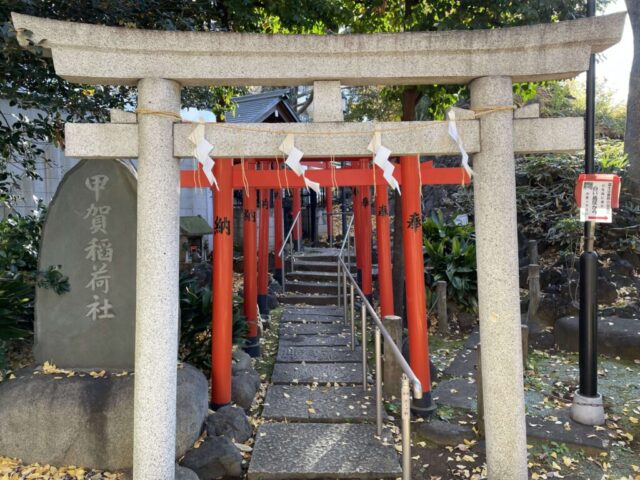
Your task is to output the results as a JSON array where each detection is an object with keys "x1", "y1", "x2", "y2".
[
  {"x1": 188, "y1": 122, "x2": 218, "y2": 189},
  {"x1": 279, "y1": 134, "x2": 320, "y2": 194},
  {"x1": 446, "y1": 110, "x2": 473, "y2": 178},
  {"x1": 367, "y1": 131, "x2": 400, "y2": 194}
]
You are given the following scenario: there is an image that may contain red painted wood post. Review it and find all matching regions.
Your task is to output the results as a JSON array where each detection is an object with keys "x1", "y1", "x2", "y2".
[
  {"x1": 325, "y1": 161, "x2": 334, "y2": 245},
  {"x1": 375, "y1": 183, "x2": 394, "y2": 317},
  {"x1": 211, "y1": 157, "x2": 234, "y2": 408},
  {"x1": 352, "y1": 179, "x2": 362, "y2": 286},
  {"x1": 242, "y1": 161, "x2": 259, "y2": 357},
  {"x1": 257, "y1": 164, "x2": 270, "y2": 316},
  {"x1": 325, "y1": 188, "x2": 333, "y2": 245},
  {"x1": 360, "y1": 162, "x2": 373, "y2": 301},
  {"x1": 400, "y1": 155, "x2": 435, "y2": 414},
  {"x1": 292, "y1": 187, "x2": 301, "y2": 251},
  {"x1": 273, "y1": 186, "x2": 284, "y2": 285}
]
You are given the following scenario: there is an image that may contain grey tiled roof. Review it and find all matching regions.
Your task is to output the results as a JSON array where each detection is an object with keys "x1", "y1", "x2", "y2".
[{"x1": 225, "y1": 89, "x2": 299, "y2": 123}]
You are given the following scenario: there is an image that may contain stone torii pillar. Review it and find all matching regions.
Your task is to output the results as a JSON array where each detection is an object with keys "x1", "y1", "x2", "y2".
[
  {"x1": 470, "y1": 76, "x2": 527, "y2": 477},
  {"x1": 133, "y1": 78, "x2": 182, "y2": 478}
]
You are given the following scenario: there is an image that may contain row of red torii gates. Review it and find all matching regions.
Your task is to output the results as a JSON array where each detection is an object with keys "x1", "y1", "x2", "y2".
[{"x1": 181, "y1": 156, "x2": 471, "y2": 411}]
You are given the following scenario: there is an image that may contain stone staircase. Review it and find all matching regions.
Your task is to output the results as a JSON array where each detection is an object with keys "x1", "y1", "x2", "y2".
[
  {"x1": 277, "y1": 248, "x2": 346, "y2": 306},
  {"x1": 277, "y1": 247, "x2": 377, "y2": 307},
  {"x1": 248, "y1": 248, "x2": 401, "y2": 479}
]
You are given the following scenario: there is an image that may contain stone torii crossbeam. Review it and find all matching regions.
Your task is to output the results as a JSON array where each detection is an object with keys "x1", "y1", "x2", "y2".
[{"x1": 11, "y1": 11, "x2": 625, "y2": 480}]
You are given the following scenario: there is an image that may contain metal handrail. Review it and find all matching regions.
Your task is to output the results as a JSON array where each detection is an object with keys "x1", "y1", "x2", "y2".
[
  {"x1": 278, "y1": 211, "x2": 301, "y2": 293},
  {"x1": 323, "y1": 210, "x2": 353, "y2": 247},
  {"x1": 336, "y1": 219, "x2": 422, "y2": 480},
  {"x1": 336, "y1": 215, "x2": 354, "y2": 309},
  {"x1": 278, "y1": 210, "x2": 301, "y2": 257},
  {"x1": 338, "y1": 215, "x2": 355, "y2": 257},
  {"x1": 338, "y1": 257, "x2": 423, "y2": 399}
]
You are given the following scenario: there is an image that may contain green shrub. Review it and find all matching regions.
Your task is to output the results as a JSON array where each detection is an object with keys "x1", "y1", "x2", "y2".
[
  {"x1": 0, "y1": 276, "x2": 33, "y2": 339},
  {"x1": 0, "y1": 204, "x2": 69, "y2": 342},
  {"x1": 516, "y1": 141, "x2": 638, "y2": 254},
  {"x1": 597, "y1": 139, "x2": 628, "y2": 173},
  {"x1": 447, "y1": 140, "x2": 638, "y2": 255},
  {"x1": 179, "y1": 274, "x2": 247, "y2": 374},
  {"x1": 423, "y1": 210, "x2": 478, "y2": 312}
]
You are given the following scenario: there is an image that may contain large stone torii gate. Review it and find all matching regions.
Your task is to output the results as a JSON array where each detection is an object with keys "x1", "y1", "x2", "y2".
[{"x1": 12, "y1": 11, "x2": 624, "y2": 480}]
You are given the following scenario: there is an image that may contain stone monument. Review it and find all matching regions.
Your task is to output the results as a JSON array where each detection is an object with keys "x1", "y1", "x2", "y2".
[{"x1": 36, "y1": 159, "x2": 137, "y2": 369}]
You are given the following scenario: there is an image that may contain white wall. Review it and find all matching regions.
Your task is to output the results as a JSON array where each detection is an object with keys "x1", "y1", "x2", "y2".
[{"x1": 0, "y1": 99, "x2": 80, "y2": 218}]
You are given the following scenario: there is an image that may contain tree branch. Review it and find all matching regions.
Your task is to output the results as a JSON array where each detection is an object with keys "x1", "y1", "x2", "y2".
[{"x1": 297, "y1": 91, "x2": 314, "y2": 115}]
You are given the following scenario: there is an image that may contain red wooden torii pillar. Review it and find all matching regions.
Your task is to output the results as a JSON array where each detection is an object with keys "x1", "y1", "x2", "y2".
[
  {"x1": 257, "y1": 161, "x2": 271, "y2": 317},
  {"x1": 211, "y1": 158, "x2": 234, "y2": 409},
  {"x1": 324, "y1": 161, "x2": 334, "y2": 245},
  {"x1": 375, "y1": 184, "x2": 394, "y2": 318},
  {"x1": 273, "y1": 184, "x2": 284, "y2": 284},
  {"x1": 352, "y1": 171, "x2": 362, "y2": 287},
  {"x1": 292, "y1": 187, "x2": 302, "y2": 251},
  {"x1": 359, "y1": 160, "x2": 373, "y2": 301},
  {"x1": 182, "y1": 158, "x2": 470, "y2": 408},
  {"x1": 400, "y1": 155, "x2": 434, "y2": 414},
  {"x1": 243, "y1": 160, "x2": 260, "y2": 358}
]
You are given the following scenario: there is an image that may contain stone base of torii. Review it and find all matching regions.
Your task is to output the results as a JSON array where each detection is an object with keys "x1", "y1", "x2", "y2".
[{"x1": 12, "y1": 11, "x2": 625, "y2": 480}]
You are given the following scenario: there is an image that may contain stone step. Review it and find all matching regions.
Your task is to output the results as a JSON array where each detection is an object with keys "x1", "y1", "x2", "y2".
[
  {"x1": 280, "y1": 333, "x2": 353, "y2": 347},
  {"x1": 248, "y1": 423, "x2": 401, "y2": 479},
  {"x1": 283, "y1": 306, "x2": 343, "y2": 316},
  {"x1": 299, "y1": 247, "x2": 347, "y2": 257},
  {"x1": 280, "y1": 323, "x2": 349, "y2": 336},
  {"x1": 293, "y1": 253, "x2": 341, "y2": 262},
  {"x1": 278, "y1": 294, "x2": 339, "y2": 306},
  {"x1": 272, "y1": 363, "x2": 363, "y2": 385},
  {"x1": 287, "y1": 270, "x2": 341, "y2": 282},
  {"x1": 281, "y1": 312, "x2": 345, "y2": 324},
  {"x1": 283, "y1": 280, "x2": 340, "y2": 295},
  {"x1": 277, "y1": 346, "x2": 362, "y2": 363},
  {"x1": 431, "y1": 377, "x2": 478, "y2": 411},
  {"x1": 555, "y1": 315, "x2": 640, "y2": 361},
  {"x1": 443, "y1": 348, "x2": 477, "y2": 379},
  {"x1": 294, "y1": 260, "x2": 353, "y2": 273},
  {"x1": 262, "y1": 385, "x2": 378, "y2": 423}
]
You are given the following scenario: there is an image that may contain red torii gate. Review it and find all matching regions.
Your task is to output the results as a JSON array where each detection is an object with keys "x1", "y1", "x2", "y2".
[{"x1": 181, "y1": 157, "x2": 471, "y2": 411}]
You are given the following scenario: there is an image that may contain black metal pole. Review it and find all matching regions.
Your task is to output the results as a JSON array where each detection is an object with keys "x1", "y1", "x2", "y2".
[{"x1": 578, "y1": 0, "x2": 598, "y2": 398}]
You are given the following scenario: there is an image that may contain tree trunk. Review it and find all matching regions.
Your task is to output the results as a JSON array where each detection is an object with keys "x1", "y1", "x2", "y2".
[
  {"x1": 391, "y1": 87, "x2": 419, "y2": 317},
  {"x1": 625, "y1": 0, "x2": 640, "y2": 195}
]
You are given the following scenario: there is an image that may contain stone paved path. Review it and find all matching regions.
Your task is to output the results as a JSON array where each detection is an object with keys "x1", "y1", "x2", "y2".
[
  {"x1": 248, "y1": 248, "x2": 400, "y2": 480},
  {"x1": 425, "y1": 326, "x2": 610, "y2": 454}
]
